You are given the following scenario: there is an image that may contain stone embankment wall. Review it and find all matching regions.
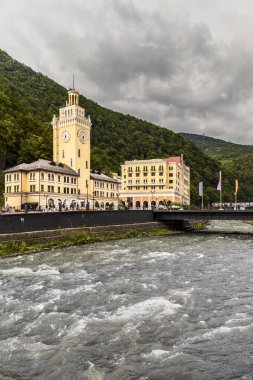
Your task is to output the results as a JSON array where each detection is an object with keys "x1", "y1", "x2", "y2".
[
  {"x1": 0, "y1": 222, "x2": 167, "y2": 243},
  {"x1": 0, "y1": 210, "x2": 154, "y2": 234}
]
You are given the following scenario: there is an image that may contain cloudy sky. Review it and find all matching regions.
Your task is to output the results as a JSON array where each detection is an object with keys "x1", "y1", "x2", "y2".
[{"x1": 1, "y1": 0, "x2": 253, "y2": 144}]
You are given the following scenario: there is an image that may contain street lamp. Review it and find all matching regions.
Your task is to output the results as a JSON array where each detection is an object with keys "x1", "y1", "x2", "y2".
[
  {"x1": 92, "y1": 191, "x2": 95, "y2": 210},
  {"x1": 117, "y1": 191, "x2": 120, "y2": 210},
  {"x1": 151, "y1": 189, "x2": 155, "y2": 210},
  {"x1": 86, "y1": 180, "x2": 89, "y2": 210}
]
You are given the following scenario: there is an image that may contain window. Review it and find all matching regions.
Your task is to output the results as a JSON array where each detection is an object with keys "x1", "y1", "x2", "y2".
[
  {"x1": 58, "y1": 186, "x2": 60, "y2": 193},
  {"x1": 41, "y1": 172, "x2": 44, "y2": 180},
  {"x1": 169, "y1": 166, "x2": 173, "y2": 170},
  {"x1": 169, "y1": 173, "x2": 173, "y2": 177},
  {"x1": 78, "y1": 169, "x2": 80, "y2": 176},
  {"x1": 169, "y1": 180, "x2": 173, "y2": 184},
  {"x1": 143, "y1": 173, "x2": 147, "y2": 177},
  {"x1": 151, "y1": 165, "x2": 156, "y2": 172},
  {"x1": 41, "y1": 184, "x2": 44, "y2": 192},
  {"x1": 136, "y1": 166, "x2": 140, "y2": 173},
  {"x1": 128, "y1": 173, "x2": 132, "y2": 177},
  {"x1": 151, "y1": 172, "x2": 155, "y2": 176},
  {"x1": 62, "y1": 150, "x2": 65, "y2": 158},
  {"x1": 70, "y1": 158, "x2": 73, "y2": 167},
  {"x1": 58, "y1": 175, "x2": 61, "y2": 182},
  {"x1": 78, "y1": 149, "x2": 80, "y2": 157},
  {"x1": 136, "y1": 173, "x2": 140, "y2": 177},
  {"x1": 86, "y1": 161, "x2": 88, "y2": 169},
  {"x1": 143, "y1": 166, "x2": 148, "y2": 172},
  {"x1": 128, "y1": 167, "x2": 133, "y2": 173}
]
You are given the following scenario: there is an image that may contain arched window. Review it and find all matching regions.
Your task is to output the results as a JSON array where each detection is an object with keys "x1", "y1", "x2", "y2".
[{"x1": 143, "y1": 201, "x2": 148, "y2": 209}]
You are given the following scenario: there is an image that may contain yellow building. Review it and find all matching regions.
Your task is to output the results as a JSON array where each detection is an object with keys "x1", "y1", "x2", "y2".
[
  {"x1": 120, "y1": 156, "x2": 190, "y2": 209},
  {"x1": 4, "y1": 159, "x2": 79, "y2": 210},
  {"x1": 91, "y1": 172, "x2": 120, "y2": 210},
  {"x1": 3, "y1": 87, "x2": 120, "y2": 211},
  {"x1": 52, "y1": 88, "x2": 91, "y2": 196}
]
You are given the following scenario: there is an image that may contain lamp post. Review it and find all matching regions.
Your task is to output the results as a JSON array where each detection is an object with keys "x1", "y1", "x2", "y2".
[
  {"x1": 92, "y1": 191, "x2": 95, "y2": 210},
  {"x1": 45, "y1": 194, "x2": 48, "y2": 211},
  {"x1": 86, "y1": 179, "x2": 89, "y2": 210},
  {"x1": 151, "y1": 190, "x2": 155, "y2": 210},
  {"x1": 117, "y1": 191, "x2": 120, "y2": 210}
]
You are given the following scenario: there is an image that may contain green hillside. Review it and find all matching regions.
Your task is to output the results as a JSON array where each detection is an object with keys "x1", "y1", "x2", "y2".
[
  {"x1": 0, "y1": 49, "x2": 240, "y2": 205},
  {"x1": 180, "y1": 133, "x2": 253, "y2": 201}
]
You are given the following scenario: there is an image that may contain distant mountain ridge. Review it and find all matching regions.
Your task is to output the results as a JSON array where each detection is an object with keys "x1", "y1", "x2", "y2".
[
  {"x1": 179, "y1": 133, "x2": 253, "y2": 162},
  {"x1": 0, "y1": 48, "x2": 247, "y2": 205},
  {"x1": 180, "y1": 132, "x2": 253, "y2": 202}
]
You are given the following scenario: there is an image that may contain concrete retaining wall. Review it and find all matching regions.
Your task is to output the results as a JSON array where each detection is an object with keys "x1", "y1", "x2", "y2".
[
  {"x1": 0, "y1": 222, "x2": 167, "y2": 243},
  {"x1": 0, "y1": 210, "x2": 154, "y2": 234}
]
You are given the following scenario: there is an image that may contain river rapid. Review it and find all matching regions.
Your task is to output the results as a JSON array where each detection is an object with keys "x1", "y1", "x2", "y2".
[{"x1": 1, "y1": 229, "x2": 253, "y2": 379}]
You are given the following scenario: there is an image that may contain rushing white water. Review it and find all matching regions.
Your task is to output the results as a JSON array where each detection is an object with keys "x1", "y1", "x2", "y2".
[{"x1": 1, "y1": 233, "x2": 253, "y2": 379}]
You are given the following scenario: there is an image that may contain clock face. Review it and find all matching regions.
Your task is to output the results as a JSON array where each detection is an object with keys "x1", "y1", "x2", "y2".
[
  {"x1": 78, "y1": 129, "x2": 87, "y2": 144},
  {"x1": 62, "y1": 131, "x2": 70, "y2": 142}
]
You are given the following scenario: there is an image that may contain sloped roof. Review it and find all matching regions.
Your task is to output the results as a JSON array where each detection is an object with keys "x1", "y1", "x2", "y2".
[
  {"x1": 90, "y1": 172, "x2": 119, "y2": 183},
  {"x1": 3, "y1": 159, "x2": 78, "y2": 176},
  {"x1": 163, "y1": 156, "x2": 182, "y2": 163}
]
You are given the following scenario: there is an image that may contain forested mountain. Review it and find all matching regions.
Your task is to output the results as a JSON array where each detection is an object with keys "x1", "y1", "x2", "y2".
[
  {"x1": 180, "y1": 133, "x2": 253, "y2": 202},
  {"x1": 0, "y1": 49, "x2": 241, "y2": 205}
]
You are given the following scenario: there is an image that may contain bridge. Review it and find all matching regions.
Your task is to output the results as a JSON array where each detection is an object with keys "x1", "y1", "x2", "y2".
[{"x1": 153, "y1": 210, "x2": 253, "y2": 221}]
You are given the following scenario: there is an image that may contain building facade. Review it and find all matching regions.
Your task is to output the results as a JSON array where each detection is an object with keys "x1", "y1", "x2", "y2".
[
  {"x1": 3, "y1": 88, "x2": 120, "y2": 211},
  {"x1": 120, "y1": 156, "x2": 190, "y2": 209}
]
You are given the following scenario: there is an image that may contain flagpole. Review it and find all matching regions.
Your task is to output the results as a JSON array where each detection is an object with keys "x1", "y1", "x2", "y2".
[{"x1": 201, "y1": 192, "x2": 204, "y2": 210}]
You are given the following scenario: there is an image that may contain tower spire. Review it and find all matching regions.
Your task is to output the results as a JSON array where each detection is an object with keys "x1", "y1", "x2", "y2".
[{"x1": 72, "y1": 74, "x2": 75, "y2": 90}]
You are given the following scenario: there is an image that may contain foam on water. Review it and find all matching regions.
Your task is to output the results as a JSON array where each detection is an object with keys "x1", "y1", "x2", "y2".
[
  {"x1": 143, "y1": 349, "x2": 186, "y2": 362},
  {"x1": 141, "y1": 251, "x2": 176, "y2": 259},
  {"x1": 0, "y1": 267, "x2": 34, "y2": 276},
  {"x1": 111, "y1": 297, "x2": 181, "y2": 321}
]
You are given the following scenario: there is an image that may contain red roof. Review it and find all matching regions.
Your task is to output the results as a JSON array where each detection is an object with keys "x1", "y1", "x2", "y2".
[{"x1": 163, "y1": 156, "x2": 182, "y2": 163}]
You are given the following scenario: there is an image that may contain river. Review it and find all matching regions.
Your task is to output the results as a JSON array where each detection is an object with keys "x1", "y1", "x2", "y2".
[{"x1": 1, "y1": 224, "x2": 253, "y2": 379}]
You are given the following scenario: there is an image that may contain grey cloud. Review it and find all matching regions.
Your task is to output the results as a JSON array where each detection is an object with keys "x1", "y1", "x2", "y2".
[{"x1": 1, "y1": 0, "x2": 253, "y2": 143}]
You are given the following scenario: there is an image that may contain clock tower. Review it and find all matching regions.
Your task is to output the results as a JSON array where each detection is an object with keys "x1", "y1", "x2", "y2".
[{"x1": 52, "y1": 87, "x2": 92, "y2": 197}]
